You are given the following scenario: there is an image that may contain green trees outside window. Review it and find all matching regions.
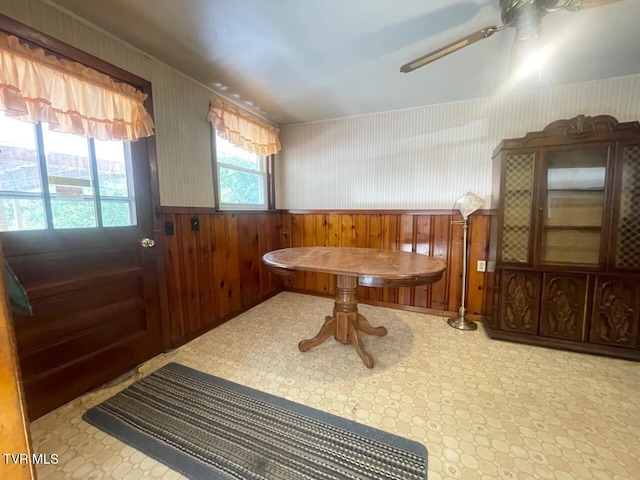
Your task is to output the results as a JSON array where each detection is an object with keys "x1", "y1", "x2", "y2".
[{"x1": 214, "y1": 132, "x2": 267, "y2": 209}]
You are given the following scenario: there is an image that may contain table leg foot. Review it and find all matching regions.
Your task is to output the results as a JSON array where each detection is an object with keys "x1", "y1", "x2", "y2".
[
  {"x1": 298, "y1": 275, "x2": 386, "y2": 368},
  {"x1": 356, "y1": 313, "x2": 387, "y2": 337},
  {"x1": 299, "y1": 316, "x2": 336, "y2": 352},
  {"x1": 348, "y1": 319, "x2": 374, "y2": 368}
]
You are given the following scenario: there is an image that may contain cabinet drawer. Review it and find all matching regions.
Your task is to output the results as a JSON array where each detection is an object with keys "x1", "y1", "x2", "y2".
[
  {"x1": 499, "y1": 270, "x2": 541, "y2": 334},
  {"x1": 539, "y1": 274, "x2": 588, "y2": 341}
]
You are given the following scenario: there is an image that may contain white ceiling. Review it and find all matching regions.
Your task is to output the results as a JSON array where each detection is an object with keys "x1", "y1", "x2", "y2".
[{"x1": 48, "y1": 0, "x2": 640, "y2": 125}]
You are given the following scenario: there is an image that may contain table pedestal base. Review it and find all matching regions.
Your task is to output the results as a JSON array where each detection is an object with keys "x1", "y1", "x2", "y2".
[{"x1": 298, "y1": 275, "x2": 387, "y2": 368}]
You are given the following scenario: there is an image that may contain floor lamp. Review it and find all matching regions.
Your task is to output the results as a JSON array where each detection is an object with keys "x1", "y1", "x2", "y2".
[{"x1": 448, "y1": 191, "x2": 484, "y2": 331}]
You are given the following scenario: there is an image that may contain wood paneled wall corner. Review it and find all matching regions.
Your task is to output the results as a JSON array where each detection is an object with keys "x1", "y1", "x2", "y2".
[
  {"x1": 161, "y1": 211, "x2": 284, "y2": 346},
  {"x1": 161, "y1": 208, "x2": 491, "y2": 346}
]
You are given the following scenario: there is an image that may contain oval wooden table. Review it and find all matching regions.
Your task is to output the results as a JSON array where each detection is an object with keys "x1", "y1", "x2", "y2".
[{"x1": 262, "y1": 247, "x2": 447, "y2": 368}]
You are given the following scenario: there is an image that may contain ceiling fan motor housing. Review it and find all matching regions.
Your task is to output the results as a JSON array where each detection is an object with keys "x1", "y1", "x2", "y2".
[{"x1": 500, "y1": 0, "x2": 545, "y2": 42}]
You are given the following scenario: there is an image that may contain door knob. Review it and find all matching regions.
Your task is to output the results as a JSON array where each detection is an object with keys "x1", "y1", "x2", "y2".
[{"x1": 141, "y1": 238, "x2": 155, "y2": 248}]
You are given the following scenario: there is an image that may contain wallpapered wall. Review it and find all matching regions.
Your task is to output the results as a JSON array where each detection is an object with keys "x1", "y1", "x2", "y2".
[
  {"x1": 4, "y1": 1, "x2": 640, "y2": 210},
  {"x1": 277, "y1": 74, "x2": 640, "y2": 209},
  {"x1": 1, "y1": 0, "x2": 216, "y2": 207}
]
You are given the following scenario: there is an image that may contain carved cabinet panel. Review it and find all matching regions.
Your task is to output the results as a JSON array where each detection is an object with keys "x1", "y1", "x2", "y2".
[
  {"x1": 589, "y1": 278, "x2": 640, "y2": 349},
  {"x1": 499, "y1": 270, "x2": 541, "y2": 334},
  {"x1": 539, "y1": 274, "x2": 587, "y2": 341}
]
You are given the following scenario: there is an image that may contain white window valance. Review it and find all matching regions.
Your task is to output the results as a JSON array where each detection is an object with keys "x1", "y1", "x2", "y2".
[
  {"x1": 0, "y1": 31, "x2": 154, "y2": 141},
  {"x1": 208, "y1": 97, "x2": 280, "y2": 156}
]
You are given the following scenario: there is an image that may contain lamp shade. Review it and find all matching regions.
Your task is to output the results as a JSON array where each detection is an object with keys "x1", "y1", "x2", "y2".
[{"x1": 455, "y1": 192, "x2": 484, "y2": 219}]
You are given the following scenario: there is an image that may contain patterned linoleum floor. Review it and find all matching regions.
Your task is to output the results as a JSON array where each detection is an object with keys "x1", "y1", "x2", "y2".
[{"x1": 31, "y1": 292, "x2": 640, "y2": 480}]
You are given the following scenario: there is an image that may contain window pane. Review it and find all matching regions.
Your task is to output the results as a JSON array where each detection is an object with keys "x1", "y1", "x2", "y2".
[
  {"x1": 0, "y1": 116, "x2": 43, "y2": 194},
  {"x1": 51, "y1": 199, "x2": 97, "y2": 228},
  {"x1": 0, "y1": 115, "x2": 37, "y2": 150},
  {"x1": 0, "y1": 197, "x2": 46, "y2": 231},
  {"x1": 42, "y1": 127, "x2": 97, "y2": 228},
  {"x1": 101, "y1": 200, "x2": 132, "y2": 227},
  {"x1": 0, "y1": 116, "x2": 46, "y2": 231},
  {"x1": 94, "y1": 139, "x2": 131, "y2": 197},
  {"x1": 42, "y1": 127, "x2": 94, "y2": 194},
  {"x1": 219, "y1": 167, "x2": 264, "y2": 205},
  {"x1": 215, "y1": 133, "x2": 260, "y2": 170}
]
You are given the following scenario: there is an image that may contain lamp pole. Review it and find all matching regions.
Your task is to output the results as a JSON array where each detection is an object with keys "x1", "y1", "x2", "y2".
[{"x1": 447, "y1": 215, "x2": 478, "y2": 330}]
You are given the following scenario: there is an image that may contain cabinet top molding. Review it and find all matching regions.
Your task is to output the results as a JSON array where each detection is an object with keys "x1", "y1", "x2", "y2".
[{"x1": 493, "y1": 114, "x2": 640, "y2": 157}]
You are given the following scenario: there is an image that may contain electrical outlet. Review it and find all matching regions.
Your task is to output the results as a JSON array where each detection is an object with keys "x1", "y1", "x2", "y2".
[{"x1": 477, "y1": 260, "x2": 486, "y2": 272}]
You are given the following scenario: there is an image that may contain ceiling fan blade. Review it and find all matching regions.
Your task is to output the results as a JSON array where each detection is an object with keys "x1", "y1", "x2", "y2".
[{"x1": 400, "y1": 26, "x2": 499, "y2": 73}]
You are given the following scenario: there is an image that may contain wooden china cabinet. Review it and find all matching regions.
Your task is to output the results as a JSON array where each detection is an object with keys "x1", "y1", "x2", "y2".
[{"x1": 484, "y1": 115, "x2": 640, "y2": 360}]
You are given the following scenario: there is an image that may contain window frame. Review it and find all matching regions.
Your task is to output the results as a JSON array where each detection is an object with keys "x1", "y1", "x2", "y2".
[{"x1": 212, "y1": 129, "x2": 275, "y2": 211}]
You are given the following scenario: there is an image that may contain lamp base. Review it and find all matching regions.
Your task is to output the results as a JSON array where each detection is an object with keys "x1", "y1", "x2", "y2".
[{"x1": 447, "y1": 316, "x2": 478, "y2": 331}]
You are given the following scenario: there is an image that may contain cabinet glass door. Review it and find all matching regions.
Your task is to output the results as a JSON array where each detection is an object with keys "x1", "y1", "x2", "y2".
[
  {"x1": 614, "y1": 145, "x2": 640, "y2": 269},
  {"x1": 501, "y1": 152, "x2": 536, "y2": 263},
  {"x1": 541, "y1": 147, "x2": 608, "y2": 265}
]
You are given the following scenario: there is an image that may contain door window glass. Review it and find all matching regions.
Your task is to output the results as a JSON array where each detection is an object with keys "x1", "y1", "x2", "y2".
[{"x1": 0, "y1": 116, "x2": 137, "y2": 231}]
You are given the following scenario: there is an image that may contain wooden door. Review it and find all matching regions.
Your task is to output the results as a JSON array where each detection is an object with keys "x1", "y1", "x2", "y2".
[
  {"x1": 1, "y1": 135, "x2": 164, "y2": 420},
  {"x1": 498, "y1": 270, "x2": 541, "y2": 334},
  {"x1": 0, "y1": 12, "x2": 165, "y2": 420}
]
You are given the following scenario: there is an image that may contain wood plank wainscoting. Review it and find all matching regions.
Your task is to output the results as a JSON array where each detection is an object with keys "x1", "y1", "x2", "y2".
[
  {"x1": 161, "y1": 209, "x2": 491, "y2": 348},
  {"x1": 161, "y1": 209, "x2": 283, "y2": 347},
  {"x1": 280, "y1": 211, "x2": 491, "y2": 319}
]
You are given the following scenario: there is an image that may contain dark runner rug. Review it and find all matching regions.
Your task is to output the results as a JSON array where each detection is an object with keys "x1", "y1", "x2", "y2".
[{"x1": 83, "y1": 363, "x2": 428, "y2": 480}]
